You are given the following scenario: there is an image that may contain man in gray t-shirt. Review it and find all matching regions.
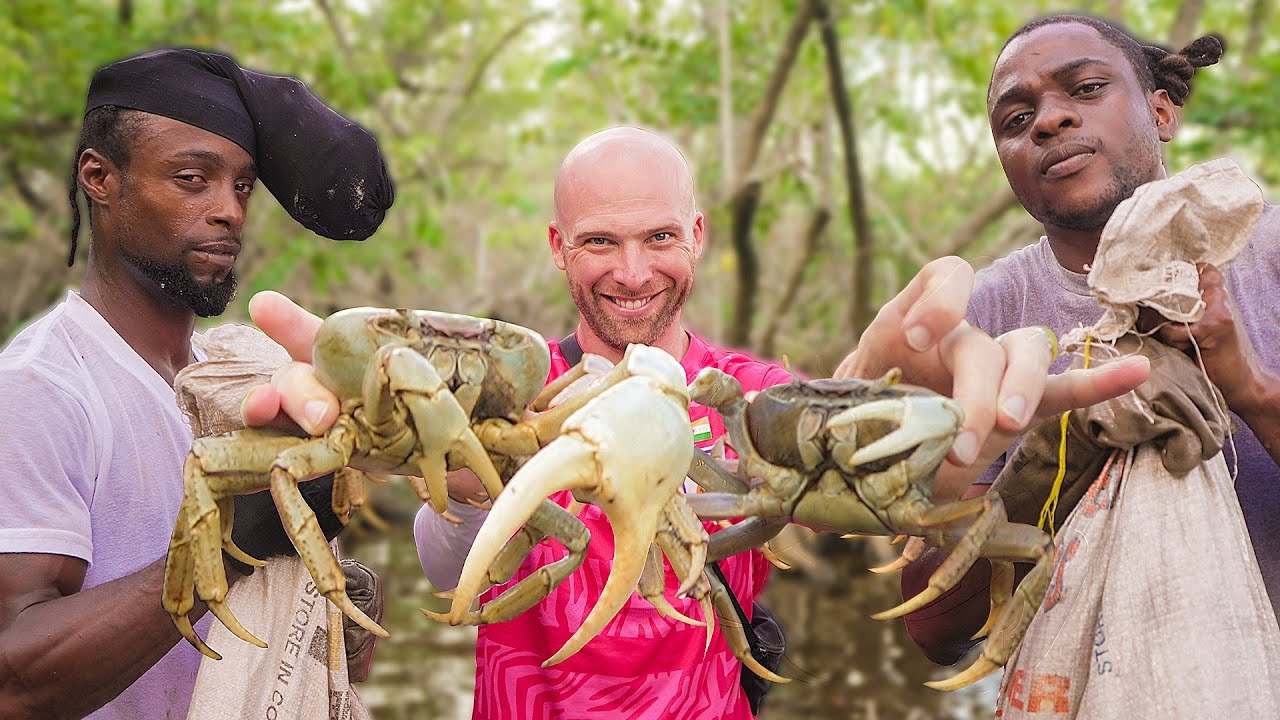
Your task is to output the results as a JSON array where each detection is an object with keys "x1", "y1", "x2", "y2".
[{"x1": 901, "y1": 15, "x2": 1280, "y2": 665}]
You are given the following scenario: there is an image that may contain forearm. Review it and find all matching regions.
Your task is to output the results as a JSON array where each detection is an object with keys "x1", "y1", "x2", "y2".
[
  {"x1": 900, "y1": 547, "x2": 991, "y2": 665},
  {"x1": 1232, "y1": 370, "x2": 1280, "y2": 466},
  {"x1": 415, "y1": 499, "x2": 488, "y2": 590},
  {"x1": 0, "y1": 557, "x2": 207, "y2": 718}
]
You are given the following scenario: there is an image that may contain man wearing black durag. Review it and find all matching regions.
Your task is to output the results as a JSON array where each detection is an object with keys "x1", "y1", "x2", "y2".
[{"x1": 0, "y1": 49, "x2": 394, "y2": 719}]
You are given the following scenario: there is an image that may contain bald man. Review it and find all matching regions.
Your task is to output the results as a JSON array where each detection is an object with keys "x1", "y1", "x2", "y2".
[{"x1": 240, "y1": 127, "x2": 1150, "y2": 719}]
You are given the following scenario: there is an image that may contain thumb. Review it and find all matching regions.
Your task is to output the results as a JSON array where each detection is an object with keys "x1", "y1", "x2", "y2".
[{"x1": 248, "y1": 291, "x2": 323, "y2": 363}]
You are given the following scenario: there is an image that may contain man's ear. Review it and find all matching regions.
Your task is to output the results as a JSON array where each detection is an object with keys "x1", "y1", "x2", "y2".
[
  {"x1": 548, "y1": 221, "x2": 567, "y2": 271},
  {"x1": 1151, "y1": 89, "x2": 1180, "y2": 142},
  {"x1": 691, "y1": 211, "x2": 705, "y2": 261},
  {"x1": 78, "y1": 148, "x2": 119, "y2": 208}
]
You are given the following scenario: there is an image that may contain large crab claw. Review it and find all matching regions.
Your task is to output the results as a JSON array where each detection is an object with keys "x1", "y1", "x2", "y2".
[
  {"x1": 827, "y1": 395, "x2": 963, "y2": 471},
  {"x1": 447, "y1": 345, "x2": 697, "y2": 666}
]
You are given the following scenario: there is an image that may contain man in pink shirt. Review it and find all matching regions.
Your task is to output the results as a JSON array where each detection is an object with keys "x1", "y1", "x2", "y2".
[{"x1": 240, "y1": 128, "x2": 1151, "y2": 718}]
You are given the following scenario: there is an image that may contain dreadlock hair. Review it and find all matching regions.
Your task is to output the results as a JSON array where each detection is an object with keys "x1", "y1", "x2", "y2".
[
  {"x1": 66, "y1": 106, "x2": 147, "y2": 267},
  {"x1": 1000, "y1": 14, "x2": 1226, "y2": 107}
]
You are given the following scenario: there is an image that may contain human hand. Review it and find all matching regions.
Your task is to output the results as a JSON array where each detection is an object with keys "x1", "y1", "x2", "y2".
[
  {"x1": 1144, "y1": 263, "x2": 1262, "y2": 413},
  {"x1": 834, "y1": 257, "x2": 1150, "y2": 489},
  {"x1": 239, "y1": 291, "x2": 337, "y2": 435}
]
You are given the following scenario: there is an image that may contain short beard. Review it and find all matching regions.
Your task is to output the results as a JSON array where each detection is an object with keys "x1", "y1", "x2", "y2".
[
  {"x1": 1039, "y1": 163, "x2": 1149, "y2": 231},
  {"x1": 571, "y1": 280, "x2": 690, "y2": 352},
  {"x1": 1038, "y1": 135, "x2": 1161, "y2": 232},
  {"x1": 124, "y1": 252, "x2": 237, "y2": 317}
]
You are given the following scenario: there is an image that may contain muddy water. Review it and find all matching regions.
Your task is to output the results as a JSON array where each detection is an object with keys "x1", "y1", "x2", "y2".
[{"x1": 348, "y1": 527, "x2": 999, "y2": 719}]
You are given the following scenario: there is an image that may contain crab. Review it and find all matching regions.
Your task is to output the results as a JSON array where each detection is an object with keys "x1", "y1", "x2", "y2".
[
  {"x1": 435, "y1": 343, "x2": 713, "y2": 667},
  {"x1": 163, "y1": 308, "x2": 689, "y2": 659},
  {"x1": 682, "y1": 368, "x2": 1056, "y2": 691}
]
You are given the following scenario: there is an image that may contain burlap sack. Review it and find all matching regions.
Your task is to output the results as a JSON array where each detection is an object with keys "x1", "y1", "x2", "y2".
[
  {"x1": 1080, "y1": 157, "x2": 1264, "y2": 343},
  {"x1": 179, "y1": 325, "x2": 378, "y2": 719},
  {"x1": 994, "y1": 442, "x2": 1280, "y2": 719},
  {"x1": 991, "y1": 335, "x2": 1231, "y2": 531}
]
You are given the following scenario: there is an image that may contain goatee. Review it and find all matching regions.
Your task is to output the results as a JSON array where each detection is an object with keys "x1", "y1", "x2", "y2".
[{"x1": 124, "y1": 252, "x2": 237, "y2": 317}]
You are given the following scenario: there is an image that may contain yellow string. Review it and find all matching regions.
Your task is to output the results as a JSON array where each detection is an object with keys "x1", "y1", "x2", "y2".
[{"x1": 1038, "y1": 335, "x2": 1093, "y2": 535}]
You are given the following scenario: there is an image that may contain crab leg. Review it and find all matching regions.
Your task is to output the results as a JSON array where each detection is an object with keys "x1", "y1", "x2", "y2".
[
  {"x1": 164, "y1": 429, "x2": 316, "y2": 658},
  {"x1": 687, "y1": 449, "x2": 751, "y2": 494},
  {"x1": 704, "y1": 569, "x2": 790, "y2": 684},
  {"x1": 422, "y1": 500, "x2": 590, "y2": 625},
  {"x1": 268, "y1": 426, "x2": 388, "y2": 640},
  {"x1": 705, "y1": 515, "x2": 790, "y2": 563},
  {"x1": 637, "y1": 544, "x2": 706, "y2": 628},
  {"x1": 873, "y1": 495, "x2": 1004, "y2": 620},
  {"x1": 924, "y1": 522, "x2": 1053, "y2": 691}
]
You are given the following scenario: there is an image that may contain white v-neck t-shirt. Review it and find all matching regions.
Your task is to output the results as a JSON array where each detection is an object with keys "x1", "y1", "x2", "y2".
[{"x1": 0, "y1": 291, "x2": 209, "y2": 720}]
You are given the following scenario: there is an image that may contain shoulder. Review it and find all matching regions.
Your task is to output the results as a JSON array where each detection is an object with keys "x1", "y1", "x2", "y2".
[
  {"x1": 968, "y1": 240, "x2": 1053, "y2": 335},
  {"x1": 693, "y1": 337, "x2": 791, "y2": 393},
  {"x1": 1, "y1": 308, "x2": 96, "y2": 423}
]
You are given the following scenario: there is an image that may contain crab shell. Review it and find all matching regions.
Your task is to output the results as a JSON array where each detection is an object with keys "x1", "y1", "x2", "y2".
[{"x1": 313, "y1": 308, "x2": 551, "y2": 423}]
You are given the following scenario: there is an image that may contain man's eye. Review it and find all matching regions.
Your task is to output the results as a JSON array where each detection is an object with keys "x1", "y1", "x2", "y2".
[
  {"x1": 176, "y1": 174, "x2": 206, "y2": 184},
  {"x1": 1005, "y1": 111, "x2": 1031, "y2": 131},
  {"x1": 1075, "y1": 82, "x2": 1106, "y2": 95},
  {"x1": 585, "y1": 237, "x2": 610, "y2": 246},
  {"x1": 652, "y1": 232, "x2": 673, "y2": 242},
  {"x1": 235, "y1": 181, "x2": 254, "y2": 194}
]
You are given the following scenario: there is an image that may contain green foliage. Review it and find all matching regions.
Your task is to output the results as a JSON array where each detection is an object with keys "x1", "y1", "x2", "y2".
[{"x1": 2, "y1": 0, "x2": 1276, "y2": 373}]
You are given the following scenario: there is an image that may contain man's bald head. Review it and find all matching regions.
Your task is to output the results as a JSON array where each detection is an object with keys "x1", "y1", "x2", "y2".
[
  {"x1": 547, "y1": 126, "x2": 705, "y2": 360},
  {"x1": 553, "y1": 127, "x2": 696, "y2": 227}
]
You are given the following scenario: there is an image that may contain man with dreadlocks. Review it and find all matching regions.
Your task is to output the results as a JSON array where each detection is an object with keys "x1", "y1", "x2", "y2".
[
  {"x1": 902, "y1": 13, "x2": 1280, "y2": 669},
  {"x1": 0, "y1": 49, "x2": 393, "y2": 718}
]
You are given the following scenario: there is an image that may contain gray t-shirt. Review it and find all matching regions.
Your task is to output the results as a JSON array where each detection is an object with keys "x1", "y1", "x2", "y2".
[{"x1": 967, "y1": 204, "x2": 1280, "y2": 618}]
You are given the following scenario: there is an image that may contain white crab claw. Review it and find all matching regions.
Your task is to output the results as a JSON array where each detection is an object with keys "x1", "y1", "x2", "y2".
[
  {"x1": 830, "y1": 396, "x2": 963, "y2": 466},
  {"x1": 450, "y1": 345, "x2": 695, "y2": 665}
]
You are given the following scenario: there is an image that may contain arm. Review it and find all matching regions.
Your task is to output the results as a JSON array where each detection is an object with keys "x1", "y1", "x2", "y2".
[
  {"x1": 1152, "y1": 263, "x2": 1280, "y2": 465},
  {"x1": 0, "y1": 553, "x2": 236, "y2": 719},
  {"x1": 415, "y1": 470, "x2": 490, "y2": 590}
]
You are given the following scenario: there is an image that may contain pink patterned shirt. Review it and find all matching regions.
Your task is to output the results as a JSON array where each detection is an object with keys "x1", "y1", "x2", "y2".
[{"x1": 471, "y1": 332, "x2": 792, "y2": 720}]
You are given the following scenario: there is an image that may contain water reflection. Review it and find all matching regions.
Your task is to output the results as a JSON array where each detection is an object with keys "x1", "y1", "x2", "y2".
[{"x1": 348, "y1": 529, "x2": 997, "y2": 719}]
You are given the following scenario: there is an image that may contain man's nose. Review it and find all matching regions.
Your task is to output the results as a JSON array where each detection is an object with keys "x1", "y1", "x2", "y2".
[
  {"x1": 207, "y1": 182, "x2": 246, "y2": 231},
  {"x1": 1032, "y1": 97, "x2": 1082, "y2": 144},
  {"x1": 612, "y1": 242, "x2": 656, "y2": 289}
]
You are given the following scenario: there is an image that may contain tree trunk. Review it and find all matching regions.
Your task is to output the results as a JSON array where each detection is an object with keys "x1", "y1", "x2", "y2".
[
  {"x1": 1167, "y1": 0, "x2": 1207, "y2": 50},
  {"x1": 759, "y1": 206, "x2": 831, "y2": 359},
  {"x1": 725, "y1": 0, "x2": 816, "y2": 347},
  {"x1": 814, "y1": 0, "x2": 874, "y2": 341},
  {"x1": 717, "y1": 0, "x2": 735, "y2": 198},
  {"x1": 728, "y1": 179, "x2": 763, "y2": 347}
]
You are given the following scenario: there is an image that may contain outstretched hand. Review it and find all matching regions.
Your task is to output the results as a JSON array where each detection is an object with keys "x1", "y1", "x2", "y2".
[
  {"x1": 239, "y1": 291, "x2": 338, "y2": 434},
  {"x1": 834, "y1": 257, "x2": 1150, "y2": 497}
]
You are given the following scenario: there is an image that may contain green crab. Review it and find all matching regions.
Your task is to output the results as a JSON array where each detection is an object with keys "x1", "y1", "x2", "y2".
[
  {"x1": 682, "y1": 369, "x2": 1055, "y2": 691},
  {"x1": 163, "y1": 308, "x2": 683, "y2": 659}
]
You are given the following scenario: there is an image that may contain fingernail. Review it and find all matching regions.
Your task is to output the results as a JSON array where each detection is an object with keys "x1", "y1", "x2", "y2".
[
  {"x1": 906, "y1": 326, "x2": 931, "y2": 352},
  {"x1": 305, "y1": 400, "x2": 329, "y2": 430},
  {"x1": 952, "y1": 431, "x2": 978, "y2": 465},
  {"x1": 1000, "y1": 395, "x2": 1028, "y2": 425}
]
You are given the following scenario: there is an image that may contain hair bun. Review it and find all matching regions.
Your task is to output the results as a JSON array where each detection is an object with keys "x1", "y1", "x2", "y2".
[{"x1": 1179, "y1": 34, "x2": 1225, "y2": 68}]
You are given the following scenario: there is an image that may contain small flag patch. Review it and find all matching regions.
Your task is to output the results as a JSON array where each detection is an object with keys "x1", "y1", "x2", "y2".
[{"x1": 691, "y1": 417, "x2": 712, "y2": 443}]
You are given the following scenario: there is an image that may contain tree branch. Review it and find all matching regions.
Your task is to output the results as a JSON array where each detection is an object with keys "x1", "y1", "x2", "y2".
[
  {"x1": 737, "y1": 0, "x2": 816, "y2": 178},
  {"x1": 814, "y1": 0, "x2": 875, "y2": 340},
  {"x1": 759, "y1": 206, "x2": 830, "y2": 358},
  {"x1": 934, "y1": 185, "x2": 1022, "y2": 258},
  {"x1": 728, "y1": 179, "x2": 763, "y2": 347}
]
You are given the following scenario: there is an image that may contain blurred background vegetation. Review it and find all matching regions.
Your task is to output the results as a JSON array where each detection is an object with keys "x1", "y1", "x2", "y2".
[{"x1": 3, "y1": 0, "x2": 1276, "y2": 717}]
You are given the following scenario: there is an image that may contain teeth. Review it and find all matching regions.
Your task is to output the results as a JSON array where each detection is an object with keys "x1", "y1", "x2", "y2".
[{"x1": 611, "y1": 297, "x2": 649, "y2": 310}]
